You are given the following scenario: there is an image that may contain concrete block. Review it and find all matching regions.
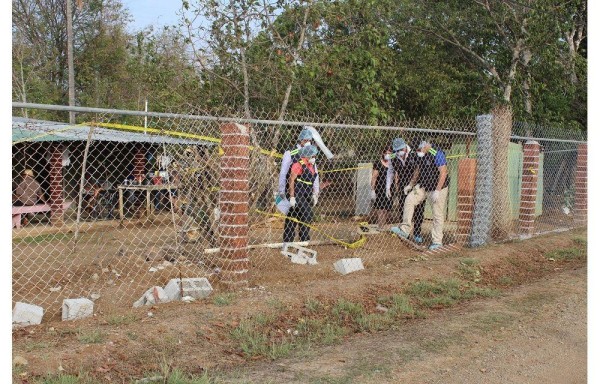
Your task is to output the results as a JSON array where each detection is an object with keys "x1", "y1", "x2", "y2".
[
  {"x1": 133, "y1": 286, "x2": 170, "y2": 308},
  {"x1": 333, "y1": 258, "x2": 364, "y2": 275},
  {"x1": 62, "y1": 298, "x2": 94, "y2": 321},
  {"x1": 164, "y1": 278, "x2": 213, "y2": 301},
  {"x1": 13, "y1": 302, "x2": 44, "y2": 327},
  {"x1": 282, "y1": 244, "x2": 317, "y2": 265}
]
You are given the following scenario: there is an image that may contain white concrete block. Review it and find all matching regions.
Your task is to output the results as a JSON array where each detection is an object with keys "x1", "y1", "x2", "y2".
[
  {"x1": 62, "y1": 298, "x2": 94, "y2": 321},
  {"x1": 333, "y1": 258, "x2": 364, "y2": 275},
  {"x1": 164, "y1": 278, "x2": 213, "y2": 301},
  {"x1": 282, "y1": 244, "x2": 317, "y2": 265},
  {"x1": 133, "y1": 286, "x2": 170, "y2": 308},
  {"x1": 13, "y1": 302, "x2": 44, "y2": 327}
]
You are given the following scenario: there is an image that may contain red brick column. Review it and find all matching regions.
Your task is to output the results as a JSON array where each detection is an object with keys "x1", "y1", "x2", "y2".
[
  {"x1": 519, "y1": 141, "x2": 540, "y2": 236},
  {"x1": 456, "y1": 158, "x2": 477, "y2": 245},
  {"x1": 218, "y1": 123, "x2": 250, "y2": 286},
  {"x1": 133, "y1": 144, "x2": 146, "y2": 180},
  {"x1": 48, "y1": 144, "x2": 65, "y2": 226},
  {"x1": 573, "y1": 143, "x2": 587, "y2": 225}
]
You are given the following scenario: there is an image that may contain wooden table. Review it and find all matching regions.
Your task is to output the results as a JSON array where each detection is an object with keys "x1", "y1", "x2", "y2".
[{"x1": 117, "y1": 184, "x2": 177, "y2": 223}]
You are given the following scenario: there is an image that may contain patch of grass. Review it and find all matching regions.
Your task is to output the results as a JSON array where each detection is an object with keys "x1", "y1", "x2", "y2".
[
  {"x1": 498, "y1": 275, "x2": 514, "y2": 285},
  {"x1": 377, "y1": 294, "x2": 415, "y2": 318},
  {"x1": 473, "y1": 312, "x2": 515, "y2": 332},
  {"x1": 296, "y1": 318, "x2": 347, "y2": 345},
  {"x1": 463, "y1": 286, "x2": 500, "y2": 299},
  {"x1": 107, "y1": 313, "x2": 138, "y2": 326},
  {"x1": 212, "y1": 293, "x2": 236, "y2": 306},
  {"x1": 14, "y1": 233, "x2": 72, "y2": 245},
  {"x1": 573, "y1": 237, "x2": 587, "y2": 246},
  {"x1": 265, "y1": 297, "x2": 286, "y2": 311},
  {"x1": 544, "y1": 247, "x2": 585, "y2": 261},
  {"x1": 34, "y1": 373, "x2": 100, "y2": 384},
  {"x1": 331, "y1": 299, "x2": 364, "y2": 322},
  {"x1": 166, "y1": 368, "x2": 213, "y2": 384},
  {"x1": 230, "y1": 320, "x2": 270, "y2": 357},
  {"x1": 406, "y1": 279, "x2": 464, "y2": 308},
  {"x1": 77, "y1": 329, "x2": 105, "y2": 344},
  {"x1": 356, "y1": 313, "x2": 393, "y2": 332},
  {"x1": 24, "y1": 341, "x2": 55, "y2": 352},
  {"x1": 126, "y1": 331, "x2": 138, "y2": 341},
  {"x1": 304, "y1": 298, "x2": 324, "y2": 313},
  {"x1": 458, "y1": 258, "x2": 481, "y2": 282}
]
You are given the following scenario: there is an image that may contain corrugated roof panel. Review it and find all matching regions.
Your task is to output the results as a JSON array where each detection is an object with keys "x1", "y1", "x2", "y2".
[{"x1": 12, "y1": 117, "x2": 215, "y2": 146}]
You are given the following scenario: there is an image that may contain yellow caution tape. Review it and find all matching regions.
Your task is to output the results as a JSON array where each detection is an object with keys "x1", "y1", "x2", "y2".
[
  {"x1": 91, "y1": 122, "x2": 283, "y2": 159},
  {"x1": 254, "y1": 209, "x2": 366, "y2": 249}
]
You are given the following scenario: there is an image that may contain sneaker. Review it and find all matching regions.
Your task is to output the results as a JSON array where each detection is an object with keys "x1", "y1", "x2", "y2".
[
  {"x1": 390, "y1": 226, "x2": 409, "y2": 239},
  {"x1": 413, "y1": 235, "x2": 423, "y2": 244},
  {"x1": 428, "y1": 243, "x2": 443, "y2": 251}
]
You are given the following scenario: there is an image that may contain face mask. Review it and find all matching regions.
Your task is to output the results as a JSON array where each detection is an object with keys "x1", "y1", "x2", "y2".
[
  {"x1": 397, "y1": 150, "x2": 406, "y2": 157},
  {"x1": 384, "y1": 154, "x2": 392, "y2": 160},
  {"x1": 309, "y1": 158, "x2": 316, "y2": 165},
  {"x1": 302, "y1": 141, "x2": 312, "y2": 147},
  {"x1": 417, "y1": 151, "x2": 425, "y2": 158}
]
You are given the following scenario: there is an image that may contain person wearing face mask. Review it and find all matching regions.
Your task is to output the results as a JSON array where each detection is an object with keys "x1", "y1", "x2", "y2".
[
  {"x1": 278, "y1": 127, "x2": 320, "y2": 202},
  {"x1": 370, "y1": 147, "x2": 393, "y2": 230},
  {"x1": 392, "y1": 140, "x2": 450, "y2": 250},
  {"x1": 284, "y1": 145, "x2": 320, "y2": 245},
  {"x1": 385, "y1": 138, "x2": 426, "y2": 243}
]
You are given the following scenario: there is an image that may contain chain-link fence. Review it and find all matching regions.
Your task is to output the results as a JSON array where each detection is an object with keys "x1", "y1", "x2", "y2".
[{"x1": 11, "y1": 104, "x2": 587, "y2": 322}]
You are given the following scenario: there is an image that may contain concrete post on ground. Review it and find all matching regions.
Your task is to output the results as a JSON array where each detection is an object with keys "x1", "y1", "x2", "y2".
[
  {"x1": 518, "y1": 141, "x2": 540, "y2": 237},
  {"x1": 470, "y1": 114, "x2": 494, "y2": 247},
  {"x1": 573, "y1": 143, "x2": 587, "y2": 225},
  {"x1": 456, "y1": 158, "x2": 477, "y2": 246},
  {"x1": 48, "y1": 144, "x2": 65, "y2": 226},
  {"x1": 218, "y1": 123, "x2": 250, "y2": 286},
  {"x1": 133, "y1": 144, "x2": 146, "y2": 180}
]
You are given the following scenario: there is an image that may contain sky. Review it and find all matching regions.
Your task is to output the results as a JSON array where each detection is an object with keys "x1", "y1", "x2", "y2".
[{"x1": 124, "y1": 0, "x2": 184, "y2": 31}]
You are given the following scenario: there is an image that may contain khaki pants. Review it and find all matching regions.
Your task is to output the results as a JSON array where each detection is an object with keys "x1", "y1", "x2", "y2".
[{"x1": 399, "y1": 185, "x2": 448, "y2": 244}]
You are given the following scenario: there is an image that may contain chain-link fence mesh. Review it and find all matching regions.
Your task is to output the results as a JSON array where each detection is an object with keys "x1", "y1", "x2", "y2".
[{"x1": 11, "y1": 105, "x2": 587, "y2": 321}]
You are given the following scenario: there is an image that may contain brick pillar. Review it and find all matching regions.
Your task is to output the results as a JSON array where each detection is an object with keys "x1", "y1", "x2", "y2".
[
  {"x1": 218, "y1": 123, "x2": 250, "y2": 286},
  {"x1": 518, "y1": 141, "x2": 540, "y2": 236},
  {"x1": 573, "y1": 143, "x2": 587, "y2": 225},
  {"x1": 48, "y1": 144, "x2": 65, "y2": 226},
  {"x1": 456, "y1": 158, "x2": 477, "y2": 246},
  {"x1": 133, "y1": 144, "x2": 146, "y2": 180}
]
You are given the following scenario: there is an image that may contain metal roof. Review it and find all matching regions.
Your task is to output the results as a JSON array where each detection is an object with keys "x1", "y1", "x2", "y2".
[{"x1": 12, "y1": 117, "x2": 214, "y2": 146}]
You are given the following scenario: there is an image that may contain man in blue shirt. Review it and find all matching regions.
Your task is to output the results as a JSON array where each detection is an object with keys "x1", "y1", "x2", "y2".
[{"x1": 391, "y1": 140, "x2": 450, "y2": 250}]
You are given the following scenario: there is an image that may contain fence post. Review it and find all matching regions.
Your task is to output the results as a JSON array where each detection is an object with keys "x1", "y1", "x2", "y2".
[
  {"x1": 470, "y1": 114, "x2": 494, "y2": 247},
  {"x1": 456, "y1": 158, "x2": 477, "y2": 245},
  {"x1": 573, "y1": 143, "x2": 587, "y2": 225},
  {"x1": 491, "y1": 105, "x2": 512, "y2": 239},
  {"x1": 218, "y1": 123, "x2": 250, "y2": 286},
  {"x1": 48, "y1": 143, "x2": 65, "y2": 226},
  {"x1": 518, "y1": 141, "x2": 540, "y2": 237}
]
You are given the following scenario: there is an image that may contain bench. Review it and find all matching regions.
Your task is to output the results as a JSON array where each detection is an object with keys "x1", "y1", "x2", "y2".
[{"x1": 12, "y1": 201, "x2": 73, "y2": 229}]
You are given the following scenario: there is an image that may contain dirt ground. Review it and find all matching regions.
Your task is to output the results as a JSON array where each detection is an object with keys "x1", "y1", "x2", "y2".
[{"x1": 12, "y1": 228, "x2": 587, "y2": 383}]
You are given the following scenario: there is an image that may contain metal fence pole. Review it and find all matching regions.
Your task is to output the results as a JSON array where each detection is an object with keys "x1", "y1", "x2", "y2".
[{"x1": 470, "y1": 114, "x2": 494, "y2": 247}]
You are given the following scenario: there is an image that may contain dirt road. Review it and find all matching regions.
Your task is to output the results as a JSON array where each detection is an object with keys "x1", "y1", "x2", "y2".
[{"x1": 233, "y1": 265, "x2": 587, "y2": 384}]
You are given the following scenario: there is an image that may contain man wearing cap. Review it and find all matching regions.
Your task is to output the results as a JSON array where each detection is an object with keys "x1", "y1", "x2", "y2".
[
  {"x1": 279, "y1": 128, "x2": 320, "y2": 241},
  {"x1": 13, "y1": 169, "x2": 46, "y2": 225},
  {"x1": 385, "y1": 138, "x2": 426, "y2": 243},
  {"x1": 284, "y1": 144, "x2": 320, "y2": 244},
  {"x1": 392, "y1": 140, "x2": 449, "y2": 250}
]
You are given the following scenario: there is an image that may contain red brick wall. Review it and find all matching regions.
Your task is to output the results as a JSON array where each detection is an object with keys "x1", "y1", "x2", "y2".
[
  {"x1": 218, "y1": 123, "x2": 250, "y2": 285},
  {"x1": 518, "y1": 141, "x2": 540, "y2": 235},
  {"x1": 456, "y1": 158, "x2": 476, "y2": 245},
  {"x1": 573, "y1": 143, "x2": 587, "y2": 225},
  {"x1": 133, "y1": 145, "x2": 146, "y2": 180},
  {"x1": 48, "y1": 144, "x2": 64, "y2": 226}
]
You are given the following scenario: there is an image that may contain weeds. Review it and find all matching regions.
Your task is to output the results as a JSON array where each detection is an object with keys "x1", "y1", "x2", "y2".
[
  {"x1": 212, "y1": 293, "x2": 236, "y2": 306},
  {"x1": 573, "y1": 237, "x2": 587, "y2": 246},
  {"x1": 106, "y1": 314, "x2": 138, "y2": 326},
  {"x1": 77, "y1": 329, "x2": 105, "y2": 344},
  {"x1": 304, "y1": 298, "x2": 324, "y2": 313},
  {"x1": 13, "y1": 233, "x2": 72, "y2": 245},
  {"x1": 457, "y1": 258, "x2": 481, "y2": 282},
  {"x1": 544, "y1": 247, "x2": 585, "y2": 261}
]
